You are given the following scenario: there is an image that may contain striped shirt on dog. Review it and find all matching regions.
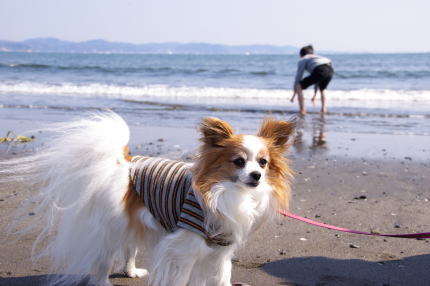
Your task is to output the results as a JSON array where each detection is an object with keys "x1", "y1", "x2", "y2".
[{"x1": 129, "y1": 156, "x2": 229, "y2": 246}]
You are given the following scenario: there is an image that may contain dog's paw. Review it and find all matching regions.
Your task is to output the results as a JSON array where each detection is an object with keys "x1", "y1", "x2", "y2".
[{"x1": 125, "y1": 267, "x2": 148, "y2": 278}]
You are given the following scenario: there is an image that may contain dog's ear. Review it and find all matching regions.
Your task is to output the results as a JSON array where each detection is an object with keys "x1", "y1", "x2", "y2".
[
  {"x1": 258, "y1": 117, "x2": 295, "y2": 149},
  {"x1": 200, "y1": 117, "x2": 234, "y2": 147}
]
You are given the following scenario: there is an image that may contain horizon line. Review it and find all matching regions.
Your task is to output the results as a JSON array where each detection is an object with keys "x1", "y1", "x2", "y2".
[{"x1": 1, "y1": 37, "x2": 429, "y2": 54}]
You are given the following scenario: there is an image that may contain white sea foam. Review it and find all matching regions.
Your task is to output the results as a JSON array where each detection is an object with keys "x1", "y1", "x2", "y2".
[{"x1": 0, "y1": 82, "x2": 430, "y2": 103}]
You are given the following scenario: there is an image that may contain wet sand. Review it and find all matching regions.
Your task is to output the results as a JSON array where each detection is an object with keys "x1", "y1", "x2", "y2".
[{"x1": 1, "y1": 119, "x2": 430, "y2": 286}]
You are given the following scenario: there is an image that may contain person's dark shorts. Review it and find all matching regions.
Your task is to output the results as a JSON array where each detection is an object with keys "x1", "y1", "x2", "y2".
[{"x1": 299, "y1": 64, "x2": 333, "y2": 90}]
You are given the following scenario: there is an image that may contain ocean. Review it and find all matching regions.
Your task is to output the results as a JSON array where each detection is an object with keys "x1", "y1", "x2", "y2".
[{"x1": 0, "y1": 52, "x2": 429, "y2": 138}]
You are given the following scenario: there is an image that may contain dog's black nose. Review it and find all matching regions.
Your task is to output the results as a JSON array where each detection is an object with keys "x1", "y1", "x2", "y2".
[{"x1": 250, "y1": 171, "x2": 261, "y2": 181}]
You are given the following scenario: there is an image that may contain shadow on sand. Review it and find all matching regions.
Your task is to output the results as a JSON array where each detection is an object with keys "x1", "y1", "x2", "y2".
[
  {"x1": 261, "y1": 254, "x2": 430, "y2": 286},
  {"x1": 0, "y1": 274, "x2": 90, "y2": 286},
  {"x1": 0, "y1": 274, "x2": 131, "y2": 286}
]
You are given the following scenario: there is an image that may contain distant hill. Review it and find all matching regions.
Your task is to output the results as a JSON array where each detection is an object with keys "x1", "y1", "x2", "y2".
[{"x1": 0, "y1": 38, "x2": 299, "y2": 54}]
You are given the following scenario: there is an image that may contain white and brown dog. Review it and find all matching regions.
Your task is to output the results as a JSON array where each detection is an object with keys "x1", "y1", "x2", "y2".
[{"x1": 4, "y1": 113, "x2": 294, "y2": 286}]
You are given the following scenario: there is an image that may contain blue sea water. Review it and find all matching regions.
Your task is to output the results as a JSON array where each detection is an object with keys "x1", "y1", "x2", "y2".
[{"x1": 0, "y1": 52, "x2": 429, "y2": 136}]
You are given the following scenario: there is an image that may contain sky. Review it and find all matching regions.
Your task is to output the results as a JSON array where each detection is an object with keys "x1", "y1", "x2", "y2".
[{"x1": 1, "y1": 0, "x2": 429, "y2": 53}]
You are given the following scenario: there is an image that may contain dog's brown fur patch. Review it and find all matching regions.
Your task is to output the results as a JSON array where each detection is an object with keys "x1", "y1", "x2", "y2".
[
  {"x1": 123, "y1": 167, "x2": 145, "y2": 239},
  {"x1": 257, "y1": 117, "x2": 295, "y2": 209}
]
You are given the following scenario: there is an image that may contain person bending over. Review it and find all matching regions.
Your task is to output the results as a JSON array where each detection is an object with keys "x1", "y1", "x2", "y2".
[{"x1": 293, "y1": 45, "x2": 333, "y2": 115}]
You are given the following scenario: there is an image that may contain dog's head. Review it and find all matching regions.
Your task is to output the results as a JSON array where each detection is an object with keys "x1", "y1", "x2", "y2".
[{"x1": 192, "y1": 117, "x2": 294, "y2": 209}]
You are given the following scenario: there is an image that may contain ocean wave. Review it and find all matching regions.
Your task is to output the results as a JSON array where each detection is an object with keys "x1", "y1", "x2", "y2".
[
  {"x1": 2, "y1": 102, "x2": 429, "y2": 121},
  {"x1": 0, "y1": 62, "x2": 284, "y2": 78},
  {"x1": 0, "y1": 62, "x2": 212, "y2": 75},
  {"x1": 0, "y1": 62, "x2": 271, "y2": 77},
  {"x1": 4, "y1": 62, "x2": 429, "y2": 80},
  {"x1": 1, "y1": 82, "x2": 430, "y2": 102},
  {"x1": 249, "y1": 70, "x2": 275, "y2": 76},
  {"x1": 334, "y1": 70, "x2": 430, "y2": 79},
  {"x1": 218, "y1": 68, "x2": 240, "y2": 73},
  {"x1": 0, "y1": 63, "x2": 51, "y2": 69}
]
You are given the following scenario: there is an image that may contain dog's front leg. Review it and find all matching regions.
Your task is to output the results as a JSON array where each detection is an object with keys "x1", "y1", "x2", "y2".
[
  {"x1": 218, "y1": 257, "x2": 233, "y2": 286},
  {"x1": 149, "y1": 229, "x2": 211, "y2": 286},
  {"x1": 123, "y1": 245, "x2": 148, "y2": 278},
  {"x1": 194, "y1": 246, "x2": 235, "y2": 286},
  {"x1": 91, "y1": 256, "x2": 116, "y2": 286}
]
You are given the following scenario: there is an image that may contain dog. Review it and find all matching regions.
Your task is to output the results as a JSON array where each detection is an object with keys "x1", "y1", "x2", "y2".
[{"x1": 3, "y1": 112, "x2": 294, "y2": 286}]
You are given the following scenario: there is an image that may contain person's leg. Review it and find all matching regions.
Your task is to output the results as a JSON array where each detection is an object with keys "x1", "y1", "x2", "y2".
[
  {"x1": 298, "y1": 70, "x2": 319, "y2": 115},
  {"x1": 320, "y1": 88, "x2": 327, "y2": 113},
  {"x1": 295, "y1": 83, "x2": 306, "y2": 115},
  {"x1": 317, "y1": 65, "x2": 333, "y2": 113}
]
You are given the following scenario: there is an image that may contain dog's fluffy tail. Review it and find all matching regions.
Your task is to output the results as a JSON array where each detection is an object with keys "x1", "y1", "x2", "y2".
[{"x1": 1, "y1": 112, "x2": 132, "y2": 285}]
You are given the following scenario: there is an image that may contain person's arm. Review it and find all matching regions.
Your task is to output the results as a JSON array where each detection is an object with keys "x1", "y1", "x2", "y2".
[
  {"x1": 290, "y1": 91, "x2": 297, "y2": 103},
  {"x1": 294, "y1": 59, "x2": 306, "y2": 89}
]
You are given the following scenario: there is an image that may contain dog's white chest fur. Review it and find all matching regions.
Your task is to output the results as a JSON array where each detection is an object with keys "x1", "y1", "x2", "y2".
[{"x1": 207, "y1": 181, "x2": 272, "y2": 245}]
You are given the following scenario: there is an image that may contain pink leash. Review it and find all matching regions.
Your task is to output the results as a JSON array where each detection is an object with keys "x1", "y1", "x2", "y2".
[{"x1": 278, "y1": 209, "x2": 430, "y2": 239}]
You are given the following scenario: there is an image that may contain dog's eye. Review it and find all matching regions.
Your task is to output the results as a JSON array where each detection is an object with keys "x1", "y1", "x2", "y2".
[
  {"x1": 233, "y1": 157, "x2": 245, "y2": 168},
  {"x1": 259, "y1": 158, "x2": 268, "y2": 167}
]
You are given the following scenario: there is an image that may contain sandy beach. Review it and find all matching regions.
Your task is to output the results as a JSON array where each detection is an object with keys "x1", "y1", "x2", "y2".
[
  {"x1": 2, "y1": 0, "x2": 430, "y2": 283},
  {"x1": 1, "y1": 113, "x2": 429, "y2": 286}
]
